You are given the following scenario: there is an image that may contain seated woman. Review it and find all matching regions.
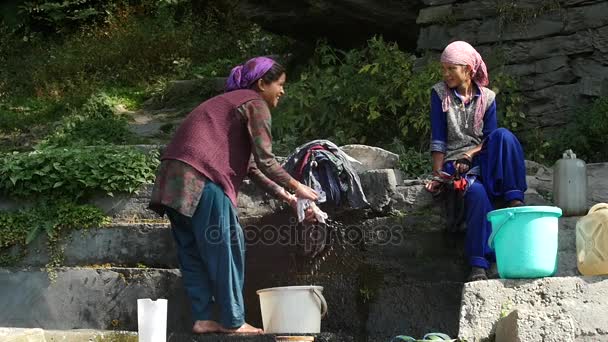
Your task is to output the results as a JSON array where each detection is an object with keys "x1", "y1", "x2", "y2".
[{"x1": 424, "y1": 41, "x2": 527, "y2": 282}]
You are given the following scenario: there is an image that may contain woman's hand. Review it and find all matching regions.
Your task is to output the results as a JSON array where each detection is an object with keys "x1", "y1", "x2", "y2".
[
  {"x1": 294, "y1": 182, "x2": 318, "y2": 201},
  {"x1": 285, "y1": 192, "x2": 316, "y2": 223},
  {"x1": 425, "y1": 179, "x2": 442, "y2": 193},
  {"x1": 454, "y1": 152, "x2": 473, "y2": 175}
]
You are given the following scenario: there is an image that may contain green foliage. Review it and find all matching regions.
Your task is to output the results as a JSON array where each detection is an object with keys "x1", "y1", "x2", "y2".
[
  {"x1": 40, "y1": 92, "x2": 141, "y2": 147},
  {"x1": 0, "y1": 97, "x2": 68, "y2": 133},
  {"x1": 19, "y1": 0, "x2": 106, "y2": 34},
  {"x1": 2, "y1": 0, "x2": 292, "y2": 101},
  {"x1": 0, "y1": 201, "x2": 109, "y2": 271},
  {"x1": 274, "y1": 37, "x2": 442, "y2": 148},
  {"x1": 388, "y1": 139, "x2": 432, "y2": 178},
  {"x1": 549, "y1": 97, "x2": 608, "y2": 163},
  {"x1": 491, "y1": 71, "x2": 526, "y2": 131},
  {"x1": 0, "y1": 146, "x2": 159, "y2": 199}
]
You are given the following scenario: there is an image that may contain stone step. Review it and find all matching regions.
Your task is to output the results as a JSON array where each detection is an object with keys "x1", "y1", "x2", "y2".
[
  {"x1": 7, "y1": 215, "x2": 584, "y2": 279},
  {"x1": 11, "y1": 223, "x2": 178, "y2": 268},
  {"x1": 10, "y1": 214, "x2": 470, "y2": 271},
  {"x1": 458, "y1": 276, "x2": 608, "y2": 341},
  {"x1": 0, "y1": 267, "x2": 463, "y2": 339},
  {"x1": 0, "y1": 328, "x2": 352, "y2": 342}
]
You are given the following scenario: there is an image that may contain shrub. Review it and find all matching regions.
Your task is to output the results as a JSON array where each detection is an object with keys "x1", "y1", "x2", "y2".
[
  {"x1": 550, "y1": 97, "x2": 608, "y2": 163},
  {"x1": 39, "y1": 92, "x2": 141, "y2": 147},
  {"x1": 273, "y1": 37, "x2": 442, "y2": 148},
  {"x1": 0, "y1": 146, "x2": 159, "y2": 198}
]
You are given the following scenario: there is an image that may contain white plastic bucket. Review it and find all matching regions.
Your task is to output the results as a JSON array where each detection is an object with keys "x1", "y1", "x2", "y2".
[
  {"x1": 137, "y1": 298, "x2": 167, "y2": 342},
  {"x1": 256, "y1": 285, "x2": 328, "y2": 333}
]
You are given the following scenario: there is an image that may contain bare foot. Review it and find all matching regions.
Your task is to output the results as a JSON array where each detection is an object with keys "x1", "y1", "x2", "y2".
[
  {"x1": 192, "y1": 320, "x2": 223, "y2": 334},
  {"x1": 220, "y1": 322, "x2": 263, "y2": 334}
]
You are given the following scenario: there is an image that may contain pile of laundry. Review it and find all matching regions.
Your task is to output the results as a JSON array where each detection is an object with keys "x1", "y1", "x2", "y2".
[{"x1": 282, "y1": 139, "x2": 369, "y2": 211}]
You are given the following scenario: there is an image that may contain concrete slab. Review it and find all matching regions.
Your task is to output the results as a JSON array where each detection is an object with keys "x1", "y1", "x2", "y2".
[
  {"x1": 459, "y1": 276, "x2": 608, "y2": 341},
  {"x1": 0, "y1": 268, "x2": 191, "y2": 332}
]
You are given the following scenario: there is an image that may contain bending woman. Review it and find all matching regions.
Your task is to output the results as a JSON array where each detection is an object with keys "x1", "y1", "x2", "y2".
[
  {"x1": 149, "y1": 57, "x2": 318, "y2": 334},
  {"x1": 424, "y1": 41, "x2": 527, "y2": 282}
]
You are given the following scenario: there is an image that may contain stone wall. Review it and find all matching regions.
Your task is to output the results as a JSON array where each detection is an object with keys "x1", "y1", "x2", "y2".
[{"x1": 416, "y1": 0, "x2": 608, "y2": 134}]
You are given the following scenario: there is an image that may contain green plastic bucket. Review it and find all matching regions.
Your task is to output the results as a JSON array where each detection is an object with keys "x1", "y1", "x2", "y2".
[{"x1": 487, "y1": 206, "x2": 562, "y2": 279}]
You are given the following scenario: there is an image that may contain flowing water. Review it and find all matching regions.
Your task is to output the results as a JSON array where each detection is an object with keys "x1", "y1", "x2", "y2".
[{"x1": 304, "y1": 218, "x2": 362, "y2": 276}]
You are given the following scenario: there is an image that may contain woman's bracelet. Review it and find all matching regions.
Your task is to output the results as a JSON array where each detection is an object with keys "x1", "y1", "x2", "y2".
[{"x1": 463, "y1": 152, "x2": 473, "y2": 160}]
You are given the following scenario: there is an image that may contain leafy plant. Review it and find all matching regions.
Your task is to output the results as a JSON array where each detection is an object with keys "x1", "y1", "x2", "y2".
[
  {"x1": 39, "y1": 92, "x2": 141, "y2": 147},
  {"x1": 274, "y1": 37, "x2": 442, "y2": 148},
  {"x1": 389, "y1": 139, "x2": 432, "y2": 178},
  {"x1": 0, "y1": 201, "x2": 109, "y2": 278},
  {"x1": 548, "y1": 97, "x2": 608, "y2": 163},
  {"x1": 0, "y1": 146, "x2": 159, "y2": 199},
  {"x1": 491, "y1": 71, "x2": 526, "y2": 132}
]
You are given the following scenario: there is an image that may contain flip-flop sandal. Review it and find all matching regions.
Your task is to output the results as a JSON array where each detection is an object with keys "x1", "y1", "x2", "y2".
[
  {"x1": 391, "y1": 336, "x2": 417, "y2": 342},
  {"x1": 422, "y1": 332, "x2": 457, "y2": 341}
]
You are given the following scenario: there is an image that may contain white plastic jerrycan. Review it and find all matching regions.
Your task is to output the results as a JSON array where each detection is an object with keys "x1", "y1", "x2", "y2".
[
  {"x1": 577, "y1": 203, "x2": 608, "y2": 276},
  {"x1": 553, "y1": 149, "x2": 588, "y2": 216},
  {"x1": 137, "y1": 298, "x2": 167, "y2": 342}
]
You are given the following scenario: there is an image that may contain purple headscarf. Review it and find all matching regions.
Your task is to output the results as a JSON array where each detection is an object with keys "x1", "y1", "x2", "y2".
[{"x1": 225, "y1": 57, "x2": 276, "y2": 92}]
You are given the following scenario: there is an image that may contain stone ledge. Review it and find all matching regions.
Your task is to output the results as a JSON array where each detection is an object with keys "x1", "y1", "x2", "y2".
[
  {"x1": 0, "y1": 328, "x2": 353, "y2": 342},
  {"x1": 0, "y1": 268, "x2": 191, "y2": 332},
  {"x1": 458, "y1": 276, "x2": 608, "y2": 341}
]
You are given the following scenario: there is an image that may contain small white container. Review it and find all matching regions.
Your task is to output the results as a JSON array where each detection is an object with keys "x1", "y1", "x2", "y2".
[
  {"x1": 256, "y1": 285, "x2": 327, "y2": 334},
  {"x1": 553, "y1": 149, "x2": 588, "y2": 216},
  {"x1": 137, "y1": 298, "x2": 167, "y2": 342}
]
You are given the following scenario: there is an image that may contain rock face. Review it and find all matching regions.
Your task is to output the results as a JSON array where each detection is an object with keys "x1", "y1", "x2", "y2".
[
  {"x1": 416, "y1": 0, "x2": 608, "y2": 135},
  {"x1": 236, "y1": 0, "x2": 424, "y2": 48}
]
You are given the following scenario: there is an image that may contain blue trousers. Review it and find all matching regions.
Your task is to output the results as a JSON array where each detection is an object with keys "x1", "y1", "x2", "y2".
[
  {"x1": 447, "y1": 128, "x2": 527, "y2": 269},
  {"x1": 166, "y1": 181, "x2": 246, "y2": 328}
]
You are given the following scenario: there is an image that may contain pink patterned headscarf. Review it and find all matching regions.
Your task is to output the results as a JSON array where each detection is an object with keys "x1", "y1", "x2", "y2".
[{"x1": 440, "y1": 41, "x2": 489, "y2": 134}]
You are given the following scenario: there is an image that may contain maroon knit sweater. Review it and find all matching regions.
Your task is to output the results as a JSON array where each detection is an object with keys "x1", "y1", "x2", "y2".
[{"x1": 161, "y1": 89, "x2": 262, "y2": 206}]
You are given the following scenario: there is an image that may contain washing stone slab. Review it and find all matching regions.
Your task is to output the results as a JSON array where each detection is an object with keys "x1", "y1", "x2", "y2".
[{"x1": 459, "y1": 276, "x2": 608, "y2": 341}]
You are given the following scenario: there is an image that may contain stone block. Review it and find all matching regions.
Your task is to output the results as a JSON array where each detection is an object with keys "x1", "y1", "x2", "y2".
[
  {"x1": 479, "y1": 14, "x2": 564, "y2": 44},
  {"x1": 571, "y1": 57, "x2": 608, "y2": 80},
  {"x1": 495, "y1": 309, "x2": 576, "y2": 342},
  {"x1": 451, "y1": 0, "x2": 499, "y2": 21},
  {"x1": 0, "y1": 268, "x2": 191, "y2": 332},
  {"x1": 592, "y1": 25, "x2": 608, "y2": 53},
  {"x1": 12, "y1": 223, "x2": 178, "y2": 268},
  {"x1": 422, "y1": 0, "x2": 457, "y2": 5},
  {"x1": 498, "y1": 31, "x2": 593, "y2": 64},
  {"x1": 391, "y1": 184, "x2": 435, "y2": 213},
  {"x1": 417, "y1": 5, "x2": 453, "y2": 24},
  {"x1": 502, "y1": 56, "x2": 569, "y2": 77},
  {"x1": 417, "y1": 25, "x2": 453, "y2": 51},
  {"x1": 458, "y1": 277, "x2": 608, "y2": 341},
  {"x1": 359, "y1": 169, "x2": 403, "y2": 211},
  {"x1": 564, "y1": 1, "x2": 608, "y2": 32},
  {"x1": 518, "y1": 67, "x2": 577, "y2": 91},
  {"x1": 523, "y1": 83, "x2": 582, "y2": 124},
  {"x1": 0, "y1": 328, "x2": 45, "y2": 342},
  {"x1": 339, "y1": 145, "x2": 399, "y2": 173}
]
